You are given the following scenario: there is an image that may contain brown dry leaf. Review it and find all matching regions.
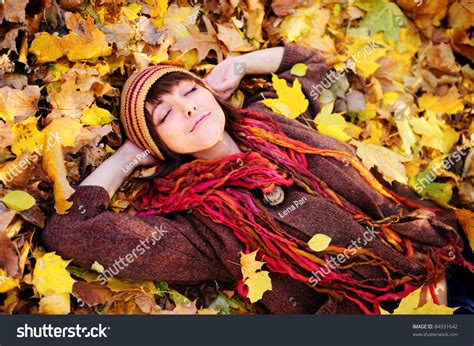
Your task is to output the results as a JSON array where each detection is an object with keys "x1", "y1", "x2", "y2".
[
  {"x1": 395, "y1": 0, "x2": 449, "y2": 28},
  {"x1": 47, "y1": 75, "x2": 95, "y2": 120},
  {"x1": 447, "y1": 1, "x2": 474, "y2": 32},
  {"x1": 0, "y1": 0, "x2": 28, "y2": 23},
  {"x1": 172, "y1": 16, "x2": 223, "y2": 62},
  {"x1": 72, "y1": 281, "x2": 114, "y2": 307},
  {"x1": 0, "y1": 231, "x2": 20, "y2": 278},
  {"x1": 100, "y1": 19, "x2": 135, "y2": 51},
  {"x1": 0, "y1": 205, "x2": 16, "y2": 234}
]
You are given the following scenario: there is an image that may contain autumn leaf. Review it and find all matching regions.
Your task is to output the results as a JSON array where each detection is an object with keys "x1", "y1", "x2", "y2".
[
  {"x1": 217, "y1": 23, "x2": 255, "y2": 52},
  {"x1": 308, "y1": 233, "x2": 332, "y2": 252},
  {"x1": 342, "y1": 34, "x2": 388, "y2": 78},
  {"x1": 409, "y1": 111, "x2": 459, "y2": 154},
  {"x1": 42, "y1": 130, "x2": 76, "y2": 214},
  {"x1": 351, "y1": 140, "x2": 410, "y2": 184},
  {"x1": 1, "y1": 190, "x2": 36, "y2": 212},
  {"x1": 409, "y1": 169, "x2": 453, "y2": 208},
  {"x1": 61, "y1": 12, "x2": 112, "y2": 62},
  {"x1": 290, "y1": 63, "x2": 308, "y2": 76},
  {"x1": 261, "y1": 74, "x2": 309, "y2": 119},
  {"x1": 0, "y1": 86, "x2": 40, "y2": 124},
  {"x1": 240, "y1": 250, "x2": 272, "y2": 303},
  {"x1": 32, "y1": 252, "x2": 75, "y2": 296},
  {"x1": 356, "y1": 0, "x2": 407, "y2": 41},
  {"x1": 172, "y1": 16, "x2": 223, "y2": 63},
  {"x1": 418, "y1": 89, "x2": 464, "y2": 115},
  {"x1": 29, "y1": 32, "x2": 64, "y2": 63},
  {"x1": 81, "y1": 103, "x2": 115, "y2": 126},
  {"x1": 0, "y1": 269, "x2": 20, "y2": 293},
  {"x1": 313, "y1": 102, "x2": 352, "y2": 141},
  {"x1": 47, "y1": 75, "x2": 95, "y2": 119},
  {"x1": 39, "y1": 293, "x2": 71, "y2": 314},
  {"x1": 381, "y1": 286, "x2": 455, "y2": 314},
  {"x1": 11, "y1": 117, "x2": 45, "y2": 156},
  {"x1": 454, "y1": 209, "x2": 474, "y2": 252},
  {"x1": 280, "y1": 4, "x2": 336, "y2": 57}
]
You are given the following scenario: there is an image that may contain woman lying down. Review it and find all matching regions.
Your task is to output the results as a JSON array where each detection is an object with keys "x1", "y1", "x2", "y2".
[{"x1": 43, "y1": 41, "x2": 474, "y2": 314}]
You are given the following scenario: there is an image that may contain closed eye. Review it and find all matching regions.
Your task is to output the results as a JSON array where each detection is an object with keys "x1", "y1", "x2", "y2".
[
  {"x1": 160, "y1": 109, "x2": 171, "y2": 124},
  {"x1": 186, "y1": 87, "x2": 197, "y2": 95}
]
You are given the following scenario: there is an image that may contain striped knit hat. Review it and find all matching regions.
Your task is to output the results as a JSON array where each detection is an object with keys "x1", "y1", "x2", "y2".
[{"x1": 120, "y1": 65, "x2": 203, "y2": 161}]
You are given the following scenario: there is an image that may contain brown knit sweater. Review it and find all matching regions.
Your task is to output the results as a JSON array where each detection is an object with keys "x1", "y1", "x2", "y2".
[{"x1": 42, "y1": 41, "x2": 465, "y2": 314}]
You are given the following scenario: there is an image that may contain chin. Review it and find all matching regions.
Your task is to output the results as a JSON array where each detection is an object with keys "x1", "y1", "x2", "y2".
[{"x1": 193, "y1": 126, "x2": 224, "y2": 148}]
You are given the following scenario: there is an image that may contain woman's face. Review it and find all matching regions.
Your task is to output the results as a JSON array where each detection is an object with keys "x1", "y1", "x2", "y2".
[{"x1": 144, "y1": 79, "x2": 226, "y2": 155}]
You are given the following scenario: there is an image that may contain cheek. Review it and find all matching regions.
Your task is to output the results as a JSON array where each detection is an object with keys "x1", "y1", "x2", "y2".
[{"x1": 155, "y1": 120, "x2": 187, "y2": 152}]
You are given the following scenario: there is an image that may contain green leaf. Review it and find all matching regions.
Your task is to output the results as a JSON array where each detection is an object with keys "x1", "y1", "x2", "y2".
[
  {"x1": 290, "y1": 63, "x2": 308, "y2": 76},
  {"x1": 1, "y1": 190, "x2": 36, "y2": 211},
  {"x1": 357, "y1": 0, "x2": 406, "y2": 41},
  {"x1": 409, "y1": 170, "x2": 453, "y2": 205}
]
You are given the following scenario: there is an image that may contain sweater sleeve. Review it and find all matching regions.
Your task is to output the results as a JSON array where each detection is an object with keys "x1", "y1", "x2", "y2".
[
  {"x1": 41, "y1": 184, "x2": 229, "y2": 284},
  {"x1": 243, "y1": 40, "x2": 328, "y2": 127}
]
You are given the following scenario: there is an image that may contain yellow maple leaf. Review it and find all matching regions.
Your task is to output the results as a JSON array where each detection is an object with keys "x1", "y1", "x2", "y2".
[
  {"x1": 261, "y1": 74, "x2": 309, "y2": 119},
  {"x1": 245, "y1": 271, "x2": 272, "y2": 303},
  {"x1": 381, "y1": 286, "x2": 454, "y2": 315},
  {"x1": 81, "y1": 103, "x2": 115, "y2": 126},
  {"x1": 61, "y1": 12, "x2": 112, "y2": 62},
  {"x1": 418, "y1": 88, "x2": 464, "y2": 115},
  {"x1": 147, "y1": 0, "x2": 169, "y2": 29},
  {"x1": 29, "y1": 32, "x2": 64, "y2": 63},
  {"x1": 32, "y1": 252, "x2": 75, "y2": 296},
  {"x1": 409, "y1": 111, "x2": 459, "y2": 154},
  {"x1": 351, "y1": 140, "x2": 410, "y2": 184},
  {"x1": 313, "y1": 102, "x2": 352, "y2": 141},
  {"x1": 121, "y1": 3, "x2": 142, "y2": 22},
  {"x1": 11, "y1": 117, "x2": 45, "y2": 156},
  {"x1": 44, "y1": 118, "x2": 82, "y2": 148},
  {"x1": 163, "y1": 4, "x2": 198, "y2": 38},
  {"x1": 280, "y1": 4, "x2": 336, "y2": 57},
  {"x1": 240, "y1": 250, "x2": 272, "y2": 303},
  {"x1": 240, "y1": 250, "x2": 265, "y2": 279},
  {"x1": 343, "y1": 34, "x2": 388, "y2": 78},
  {"x1": 308, "y1": 233, "x2": 332, "y2": 252}
]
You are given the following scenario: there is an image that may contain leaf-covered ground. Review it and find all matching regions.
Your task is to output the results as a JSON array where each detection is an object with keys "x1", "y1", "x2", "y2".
[{"x1": 0, "y1": 0, "x2": 473, "y2": 314}]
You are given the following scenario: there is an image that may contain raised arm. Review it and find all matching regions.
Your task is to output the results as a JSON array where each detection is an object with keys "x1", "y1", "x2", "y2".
[
  {"x1": 42, "y1": 141, "x2": 230, "y2": 284},
  {"x1": 79, "y1": 139, "x2": 159, "y2": 198},
  {"x1": 243, "y1": 40, "x2": 328, "y2": 124}
]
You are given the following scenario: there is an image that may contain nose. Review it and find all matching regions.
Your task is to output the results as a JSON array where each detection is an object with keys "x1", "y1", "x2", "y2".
[{"x1": 186, "y1": 105, "x2": 197, "y2": 117}]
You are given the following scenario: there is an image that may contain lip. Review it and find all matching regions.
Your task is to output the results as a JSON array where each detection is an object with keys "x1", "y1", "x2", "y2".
[{"x1": 190, "y1": 112, "x2": 210, "y2": 132}]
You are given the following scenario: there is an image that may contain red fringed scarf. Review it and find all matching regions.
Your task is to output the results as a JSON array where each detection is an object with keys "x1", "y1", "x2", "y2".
[{"x1": 132, "y1": 108, "x2": 473, "y2": 314}]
